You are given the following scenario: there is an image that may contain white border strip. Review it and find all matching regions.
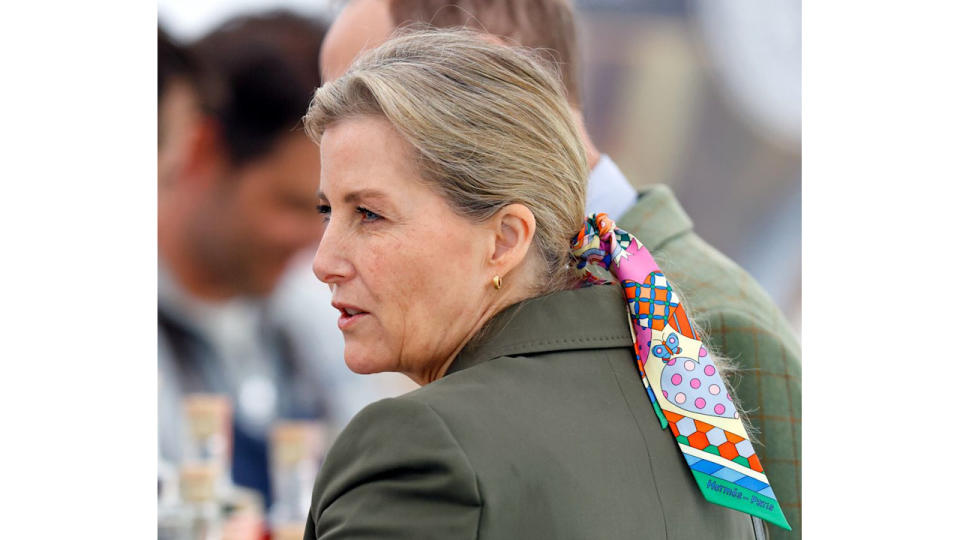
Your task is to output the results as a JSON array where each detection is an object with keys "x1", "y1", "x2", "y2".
[{"x1": 680, "y1": 444, "x2": 770, "y2": 483}]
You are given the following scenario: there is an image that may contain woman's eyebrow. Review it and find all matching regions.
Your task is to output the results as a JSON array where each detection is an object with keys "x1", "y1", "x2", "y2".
[
  {"x1": 316, "y1": 189, "x2": 390, "y2": 203},
  {"x1": 343, "y1": 189, "x2": 390, "y2": 205}
]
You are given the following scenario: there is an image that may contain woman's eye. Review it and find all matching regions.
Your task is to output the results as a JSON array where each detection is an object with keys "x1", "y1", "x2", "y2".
[
  {"x1": 315, "y1": 204, "x2": 331, "y2": 219},
  {"x1": 357, "y1": 206, "x2": 382, "y2": 222}
]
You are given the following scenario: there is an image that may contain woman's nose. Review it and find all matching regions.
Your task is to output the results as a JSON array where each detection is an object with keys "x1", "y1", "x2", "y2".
[{"x1": 312, "y1": 223, "x2": 353, "y2": 285}]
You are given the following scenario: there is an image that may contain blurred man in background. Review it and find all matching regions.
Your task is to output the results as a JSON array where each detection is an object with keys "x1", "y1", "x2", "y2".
[
  {"x1": 320, "y1": 1, "x2": 802, "y2": 536},
  {"x1": 157, "y1": 24, "x2": 202, "y2": 509},
  {"x1": 157, "y1": 12, "x2": 332, "y2": 506},
  {"x1": 158, "y1": 26, "x2": 202, "y2": 190}
]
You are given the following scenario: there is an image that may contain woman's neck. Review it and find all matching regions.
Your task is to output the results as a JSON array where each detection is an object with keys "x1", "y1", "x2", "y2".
[{"x1": 407, "y1": 277, "x2": 541, "y2": 386}]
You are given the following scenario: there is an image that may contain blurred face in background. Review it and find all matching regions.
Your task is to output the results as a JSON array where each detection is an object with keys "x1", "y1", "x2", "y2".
[
  {"x1": 158, "y1": 77, "x2": 201, "y2": 188},
  {"x1": 189, "y1": 131, "x2": 323, "y2": 296},
  {"x1": 320, "y1": 0, "x2": 394, "y2": 81},
  {"x1": 160, "y1": 12, "x2": 329, "y2": 299},
  {"x1": 313, "y1": 116, "x2": 495, "y2": 384}
]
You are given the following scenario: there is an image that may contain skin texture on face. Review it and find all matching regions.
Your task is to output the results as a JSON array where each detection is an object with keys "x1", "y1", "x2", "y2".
[
  {"x1": 320, "y1": 0, "x2": 394, "y2": 82},
  {"x1": 187, "y1": 132, "x2": 324, "y2": 297},
  {"x1": 313, "y1": 115, "x2": 516, "y2": 385}
]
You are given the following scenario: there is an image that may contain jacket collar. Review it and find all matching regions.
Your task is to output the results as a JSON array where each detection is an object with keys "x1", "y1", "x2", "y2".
[
  {"x1": 445, "y1": 284, "x2": 635, "y2": 376},
  {"x1": 616, "y1": 184, "x2": 694, "y2": 253}
]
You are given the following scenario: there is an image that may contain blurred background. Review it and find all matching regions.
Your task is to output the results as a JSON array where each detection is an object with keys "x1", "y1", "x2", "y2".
[
  {"x1": 161, "y1": 0, "x2": 801, "y2": 328},
  {"x1": 157, "y1": 0, "x2": 799, "y2": 537}
]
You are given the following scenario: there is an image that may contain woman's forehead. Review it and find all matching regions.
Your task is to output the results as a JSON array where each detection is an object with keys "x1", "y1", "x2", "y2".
[{"x1": 318, "y1": 116, "x2": 422, "y2": 197}]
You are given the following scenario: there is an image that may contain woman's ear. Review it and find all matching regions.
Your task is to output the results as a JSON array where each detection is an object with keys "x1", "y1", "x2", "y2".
[{"x1": 489, "y1": 203, "x2": 537, "y2": 274}]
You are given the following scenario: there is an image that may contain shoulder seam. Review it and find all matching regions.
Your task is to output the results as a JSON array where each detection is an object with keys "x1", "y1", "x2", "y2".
[{"x1": 482, "y1": 334, "x2": 632, "y2": 360}]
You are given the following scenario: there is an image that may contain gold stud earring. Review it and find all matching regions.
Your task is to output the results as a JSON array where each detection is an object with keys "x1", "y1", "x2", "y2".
[{"x1": 492, "y1": 275, "x2": 502, "y2": 290}]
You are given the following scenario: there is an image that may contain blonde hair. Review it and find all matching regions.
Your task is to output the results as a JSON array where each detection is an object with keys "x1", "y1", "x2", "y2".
[{"x1": 304, "y1": 29, "x2": 588, "y2": 293}]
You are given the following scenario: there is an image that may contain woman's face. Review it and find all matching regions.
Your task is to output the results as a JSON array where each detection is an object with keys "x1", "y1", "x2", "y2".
[{"x1": 313, "y1": 115, "x2": 496, "y2": 384}]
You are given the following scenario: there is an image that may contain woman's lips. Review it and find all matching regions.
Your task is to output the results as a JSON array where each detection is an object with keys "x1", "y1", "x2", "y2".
[
  {"x1": 337, "y1": 310, "x2": 368, "y2": 330},
  {"x1": 333, "y1": 302, "x2": 369, "y2": 330}
]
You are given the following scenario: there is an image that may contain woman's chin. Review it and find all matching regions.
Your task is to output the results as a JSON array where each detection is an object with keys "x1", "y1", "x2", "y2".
[{"x1": 343, "y1": 349, "x2": 388, "y2": 375}]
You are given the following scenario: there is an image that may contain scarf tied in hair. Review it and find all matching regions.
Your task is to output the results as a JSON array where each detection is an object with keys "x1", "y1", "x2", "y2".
[{"x1": 571, "y1": 213, "x2": 790, "y2": 530}]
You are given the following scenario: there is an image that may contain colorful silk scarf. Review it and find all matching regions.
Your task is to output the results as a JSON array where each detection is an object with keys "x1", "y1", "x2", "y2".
[{"x1": 571, "y1": 213, "x2": 791, "y2": 531}]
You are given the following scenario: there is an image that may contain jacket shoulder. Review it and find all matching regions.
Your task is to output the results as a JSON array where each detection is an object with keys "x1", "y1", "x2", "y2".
[{"x1": 305, "y1": 396, "x2": 481, "y2": 539}]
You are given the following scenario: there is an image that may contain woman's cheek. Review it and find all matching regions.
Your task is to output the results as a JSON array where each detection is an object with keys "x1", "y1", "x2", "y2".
[{"x1": 359, "y1": 249, "x2": 390, "y2": 299}]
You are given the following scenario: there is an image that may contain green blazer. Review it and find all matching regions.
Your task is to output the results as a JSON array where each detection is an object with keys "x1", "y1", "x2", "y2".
[
  {"x1": 305, "y1": 285, "x2": 766, "y2": 539},
  {"x1": 617, "y1": 185, "x2": 801, "y2": 539}
]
